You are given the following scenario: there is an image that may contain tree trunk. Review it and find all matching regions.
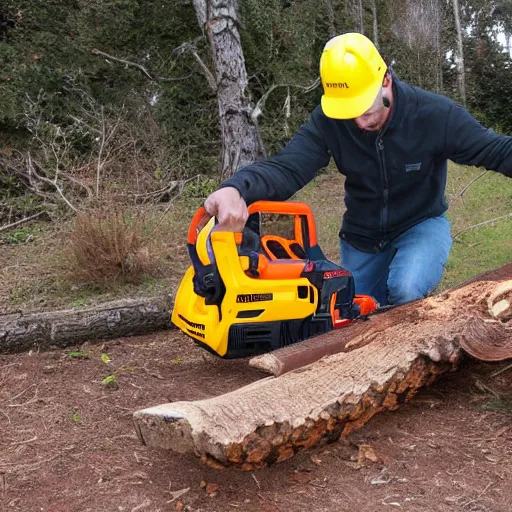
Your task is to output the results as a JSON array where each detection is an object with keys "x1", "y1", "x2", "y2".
[
  {"x1": 192, "y1": 0, "x2": 265, "y2": 180},
  {"x1": 452, "y1": 0, "x2": 466, "y2": 106},
  {"x1": 324, "y1": 0, "x2": 337, "y2": 38},
  {"x1": 358, "y1": 0, "x2": 365, "y2": 34},
  {"x1": 0, "y1": 295, "x2": 172, "y2": 353},
  {"x1": 133, "y1": 265, "x2": 512, "y2": 470},
  {"x1": 370, "y1": 0, "x2": 379, "y2": 48},
  {"x1": 436, "y1": 0, "x2": 443, "y2": 93}
]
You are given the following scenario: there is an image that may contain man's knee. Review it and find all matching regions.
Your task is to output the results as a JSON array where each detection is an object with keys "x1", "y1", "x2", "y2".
[
  {"x1": 387, "y1": 256, "x2": 448, "y2": 306},
  {"x1": 387, "y1": 279, "x2": 428, "y2": 305}
]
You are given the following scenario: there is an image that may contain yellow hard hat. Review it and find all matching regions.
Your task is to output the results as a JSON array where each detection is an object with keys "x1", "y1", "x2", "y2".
[{"x1": 320, "y1": 33, "x2": 386, "y2": 119}]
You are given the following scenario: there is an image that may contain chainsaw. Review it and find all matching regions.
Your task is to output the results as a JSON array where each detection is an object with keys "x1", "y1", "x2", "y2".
[{"x1": 171, "y1": 200, "x2": 379, "y2": 358}]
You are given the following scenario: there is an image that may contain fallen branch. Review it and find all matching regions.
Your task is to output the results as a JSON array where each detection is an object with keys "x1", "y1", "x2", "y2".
[
  {"x1": 0, "y1": 211, "x2": 47, "y2": 233},
  {"x1": 0, "y1": 295, "x2": 173, "y2": 354},
  {"x1": 449, "y1": 170, "x2": 488, "y2": 205},
  {"x1": 156, "y1": 176, "x2": 201, "y2": 225},
  {"x1": 452, "y1": 213, "x2": 512, "y2": 240},
  {"x1": 491, "y1": 362, "x2": 512, "y2": 377},
  {"x1": 27, "y1": 154, "x2": 79, "y2": 213}
]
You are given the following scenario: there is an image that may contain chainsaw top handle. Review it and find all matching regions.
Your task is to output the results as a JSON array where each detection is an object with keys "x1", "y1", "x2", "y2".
[{"x1": 187, "y1": 200, "x2": 318, "y2": 246}]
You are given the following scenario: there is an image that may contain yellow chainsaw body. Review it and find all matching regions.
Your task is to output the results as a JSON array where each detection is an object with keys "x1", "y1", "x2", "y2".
[{"x1": 171, "y1": 201, "x2": 378, "y2": 358}]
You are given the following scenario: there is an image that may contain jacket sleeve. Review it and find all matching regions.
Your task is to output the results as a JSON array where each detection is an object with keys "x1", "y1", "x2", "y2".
[
  {"x1": 218, "y1": 107, "x2": 331, "y2": 204},
  {"x1": 443, "y1": 103, "x2": 512, "y2": 178}
]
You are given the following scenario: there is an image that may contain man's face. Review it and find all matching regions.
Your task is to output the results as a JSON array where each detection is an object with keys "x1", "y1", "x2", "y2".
[{"x1": 353, "y1": 88, "x2": 389, "y2": 132}]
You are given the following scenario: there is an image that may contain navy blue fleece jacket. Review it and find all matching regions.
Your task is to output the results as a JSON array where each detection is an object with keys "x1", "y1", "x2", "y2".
[{"x1": 220, "y1": 73, "x2": 512, "y2": 252}]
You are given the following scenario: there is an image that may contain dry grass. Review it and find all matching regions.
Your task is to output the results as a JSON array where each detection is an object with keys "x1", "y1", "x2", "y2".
[{"x1": 64, "y1": 202, "x2": 159, "y2": 284}]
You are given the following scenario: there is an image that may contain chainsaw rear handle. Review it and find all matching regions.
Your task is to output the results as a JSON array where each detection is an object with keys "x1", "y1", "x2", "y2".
[
  {"x1": 186, "y1": 205, "x2": 262, "y2": 279},
  {"x1": 186, "y1": 206, "x2": 245, "y2": 247},
  {"x1": 187, "y1": 206, "x2": 210, "y2": 244},
  {"x1": 187, "y1": 201, "x2": 318, "y2": 245}
]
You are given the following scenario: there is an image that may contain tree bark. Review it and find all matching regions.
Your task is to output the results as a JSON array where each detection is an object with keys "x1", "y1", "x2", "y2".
[
  {"x1": 452, "y1": 0, "x2": 466, "y2": 106},
  {"x1": 133, "y1": 266, "x2": 511, "y2": 470},
  {"x1": 370, "y1": 0, "x2": 379, "y2": 48},
  {"x1": 0, "y1": 295, "x2": 173, "y2": 354},
  {"x1": 192, "y1": 0, "x2": 265, "y2": 180},
  {"x1": 435, "y1": 0, "x2": 443, "y2": 93},
  {"x1": 358, "y1": 0, "x2": 365, "y2": 34},
  {"x1": 324, "y1": 0, "x2": 337, "y2": 38}
]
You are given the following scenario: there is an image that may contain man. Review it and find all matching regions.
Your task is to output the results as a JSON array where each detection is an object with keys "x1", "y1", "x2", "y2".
[{"x1": 203, "y1": 32, "x2": 512, "y2": 307}]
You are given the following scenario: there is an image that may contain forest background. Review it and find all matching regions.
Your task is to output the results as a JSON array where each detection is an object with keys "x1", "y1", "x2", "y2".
[{"x1": 1, "y1": 0, "x2": 511, "y2": 312}]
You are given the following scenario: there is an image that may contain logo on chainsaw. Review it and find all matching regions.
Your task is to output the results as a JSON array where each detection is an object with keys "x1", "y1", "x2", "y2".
[
  {"x1": 178, "y1": 314, "x2": 205, "y2": 331},
  {"x1": 236, "y1": 293, "x2": 273, "y2": 303},
  {"x1": 187, "y1": 329, "x2": 205, "y2": 339},
  {"x1": 323, "y1": 269, "x2": 351, "y2": 279}
]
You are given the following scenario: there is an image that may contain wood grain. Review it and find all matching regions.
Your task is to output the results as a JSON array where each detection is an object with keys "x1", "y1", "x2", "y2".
[{"x1": 133, "y1": 272, "x2": 511, "y2": 470}]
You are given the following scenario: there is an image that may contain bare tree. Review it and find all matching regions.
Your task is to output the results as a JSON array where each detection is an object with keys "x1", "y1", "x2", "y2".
[
  {"x1": 452, "y1": 0, "x2": 467, "y2": 105},
  {"x1": 434, "y1": 0, "x2": 443, "y2": 93},
  {"x1": 192, "y1": 0, "x2": 265, "y2": 180},
  {"x1": 358, "y1": 0, "x2": 365, "y2": 34},
  {"x1": 370, "y1": 0, "x2": 379, "y2": 48},
  {"x1": 324, "y1": 0, "x2": 337, "y2": 38},
  {"x1": 495, "y1": 0, "x2": 512, "y2": 57},
  {"x1": 389, "y1": 0, "x2": 444, "y2": 90}
]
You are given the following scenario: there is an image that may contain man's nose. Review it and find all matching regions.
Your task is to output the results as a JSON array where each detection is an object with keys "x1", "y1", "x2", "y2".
[{"x1": 355, "y1": 118, "x2": 368, "y2": 129}]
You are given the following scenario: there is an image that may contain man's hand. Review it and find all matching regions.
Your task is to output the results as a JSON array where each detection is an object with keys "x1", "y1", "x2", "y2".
[{"x1": 204, "y1": 187, "x2": 248, "y2": 232}]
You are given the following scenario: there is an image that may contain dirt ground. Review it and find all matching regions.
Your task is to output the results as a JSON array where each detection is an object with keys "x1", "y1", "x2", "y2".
[{"x1": 1, "y1": 329, "x2": 511, "y2": 512}]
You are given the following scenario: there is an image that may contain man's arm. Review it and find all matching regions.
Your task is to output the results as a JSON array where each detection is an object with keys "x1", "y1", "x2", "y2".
[
  {"x1": 219, "y1": 107, "x2": 331, "y2": 204},
  {"x1": 443, "y1": 103, "x2": 512, "y2": 178}
]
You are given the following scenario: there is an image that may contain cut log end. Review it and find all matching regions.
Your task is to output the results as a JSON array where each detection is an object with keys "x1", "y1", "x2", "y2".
[
  {"x1": 133, "y1": 355, "x2": 460, "y2": 470},
  {"x1": 488, "y1": 280, "x2": 512, "y2": 322},
  {"x1": 133, "y1": 409, "x2": 196, "y2": 454},
  {"x1": 459, "y1": 281, "x2": 512, "y2": 362}
]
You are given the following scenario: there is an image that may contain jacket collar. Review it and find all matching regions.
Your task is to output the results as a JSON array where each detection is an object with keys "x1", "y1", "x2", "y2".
[{"x1": 385, "y1": 70, "x2": 407, "y2": 131}]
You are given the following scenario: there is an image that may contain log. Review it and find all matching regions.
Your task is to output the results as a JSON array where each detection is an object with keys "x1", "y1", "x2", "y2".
[
  {"x1": 0, "y1": 295, "x2": 173, "y2": 353},
  {"x1": 133, "y1": 269, "x2": 511, "y2": 470},
  {"x1": 247, "y1": 307, "x2": 408, "y2": 377},
  {"x1": 249, "y1": 262, "x2": 512, "y2": 376}
]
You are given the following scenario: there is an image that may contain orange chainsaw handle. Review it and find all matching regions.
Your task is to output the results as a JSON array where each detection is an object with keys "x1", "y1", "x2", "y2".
[
  {"x1": 250, "y1": 201, "x2": 318, "y2": 247},
  {"x1": 187, "y1": 206, "x2": 243, "y2": 245},
  {"x1": 187, "y1": 206, "x2": 210, "y2": 244},
  {"x1": 187, "y1": 200, "x2": 318, "y2": 245}
]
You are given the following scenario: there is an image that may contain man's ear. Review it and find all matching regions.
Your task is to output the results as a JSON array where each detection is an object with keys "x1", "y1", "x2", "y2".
[{"x1": 382, "y1": 72, "x2": 392, "y2": 88}]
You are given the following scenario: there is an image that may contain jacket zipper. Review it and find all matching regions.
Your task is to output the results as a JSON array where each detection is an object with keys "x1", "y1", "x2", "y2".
[{"x1": 376, "y1": 135, "x2": 389, "y2": 243}]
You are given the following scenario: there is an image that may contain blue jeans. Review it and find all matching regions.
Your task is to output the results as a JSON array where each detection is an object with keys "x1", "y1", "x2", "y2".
[{"x1": 340, "y1": 215, "x2": 452, "y2": 307}]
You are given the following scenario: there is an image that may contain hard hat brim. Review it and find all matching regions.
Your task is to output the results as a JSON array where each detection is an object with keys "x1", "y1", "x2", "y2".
[{"x1": 320, "y1": 80, "x2": 382, "y2": 120}]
